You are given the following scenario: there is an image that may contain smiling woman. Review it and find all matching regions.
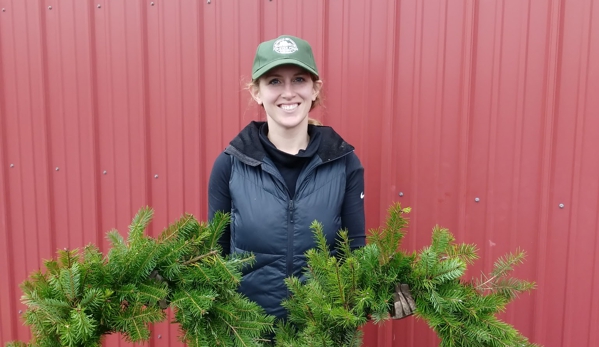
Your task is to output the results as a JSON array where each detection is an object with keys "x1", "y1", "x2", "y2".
[
  {"x1": 207, "y1": 35, "x2": 366, "y2": 330},
  {"x1": 249, "y1": 65, "x2": 323, "y2": 152}
]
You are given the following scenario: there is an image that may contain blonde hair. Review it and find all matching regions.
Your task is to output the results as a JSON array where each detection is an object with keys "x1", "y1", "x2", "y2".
[{"x1": 308, "y1": 118, "x2": 323, "y2": 126}]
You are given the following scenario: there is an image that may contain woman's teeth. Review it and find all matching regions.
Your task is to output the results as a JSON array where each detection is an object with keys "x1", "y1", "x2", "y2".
[{"x1": 280, "y1": 104, "x2": 298, "y2": 111}]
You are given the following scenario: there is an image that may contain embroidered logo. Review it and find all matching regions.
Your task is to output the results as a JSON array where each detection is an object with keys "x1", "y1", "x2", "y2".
[{"x1": 273, "y1": 38, "x2": 298, "y2": 54}]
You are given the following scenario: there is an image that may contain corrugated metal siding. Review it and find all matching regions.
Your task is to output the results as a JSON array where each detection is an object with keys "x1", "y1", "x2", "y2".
[{"x1": 1, "y1": 0, "x2": 597, "y2": 346}]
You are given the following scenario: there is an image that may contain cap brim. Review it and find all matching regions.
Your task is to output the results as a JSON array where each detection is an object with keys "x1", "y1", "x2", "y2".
[{"x1": 252, "y1": 58, "x2": 319, "y2": 80}]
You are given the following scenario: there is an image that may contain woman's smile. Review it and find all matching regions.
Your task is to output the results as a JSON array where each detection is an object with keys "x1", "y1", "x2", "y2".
[{"x1": 279, "y1": 103, "x2": 300, "y2": 112}]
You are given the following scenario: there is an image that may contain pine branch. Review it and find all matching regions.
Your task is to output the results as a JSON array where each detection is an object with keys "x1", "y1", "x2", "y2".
[
  {"x1": 446, "y1": 243, "x2": 479, "y2": 265},
  {"x1": 277, "y1": 203, "x2": 539, "y2": 347},
  {"x1": 475, "y1": 250, "x2": 529, "y2": 293},
  {"x1": 128, "y1": 206, "x2": 154, "y2": 243},
  {"x1": 159, "y1": 213, "x2": 197, "y2": 243},
  {"x1": 207, "y1": 211, "x2": 230, "y2": 249},
  {"x1": 10, "y1": 203, "x2": 539, "y2": 347},
  {"x1": 182, "y1": 250, "x2": 219, "y2": 265}
]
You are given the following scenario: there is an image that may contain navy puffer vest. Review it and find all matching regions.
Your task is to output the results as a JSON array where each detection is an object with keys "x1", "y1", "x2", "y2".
[{"x1": 225, "y1": 123, "x2": 353, "y2": 319}]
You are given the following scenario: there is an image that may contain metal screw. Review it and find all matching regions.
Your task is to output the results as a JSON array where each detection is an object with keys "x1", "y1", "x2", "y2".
[
  {"x1": 150, "y1": 2, "x2": 154, "y2": 5},
  {"x1": 207, "y1": 0, "x2": 211, "y2": 3},
  {"x1": 18, "y1": 310, "x2": 22, "y2": 314},
  {"x1": 97, "y1": 4, "x2": 101, "y2": 8},
  {"x1": 158, "y1": 334, "x2": 162, "y2": 339},
  {"x1": 103, "y1": 170, "x2": 107, "y2": 175},
  {"x1": 2, "y1": 8, "x2": 6, "y2": 12},
  {"x1": 55, "y1": 167, "x2": 60, "y2": 171},
  {"x1": 474, "y1": 197, "x2": 480, "y2": 202},
  {"x1": 559, "y1": 203, "x2": 565, "y2": 209},
  {"x1": 10, "y1": 164, "x2": 14, "y2": 168},
  {"x1": 398, "y1": 192, "x2": 404, "y2": 197},
  {"x1": 48, "y1": 6, "x2": 52, "y2": 10},
  {"x1": 154, "y1": 174, "x2": 159, "y2": 179}
]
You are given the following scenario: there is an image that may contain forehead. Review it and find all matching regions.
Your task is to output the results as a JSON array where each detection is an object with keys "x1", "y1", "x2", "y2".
[{"x1": 263, "y1": 64, "x2": 310, "y2": 77}]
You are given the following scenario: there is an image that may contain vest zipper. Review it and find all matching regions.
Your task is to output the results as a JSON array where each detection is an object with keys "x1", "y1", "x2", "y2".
[{"x1": 287, "y1": 199, "x2": 294, "y2": 278}]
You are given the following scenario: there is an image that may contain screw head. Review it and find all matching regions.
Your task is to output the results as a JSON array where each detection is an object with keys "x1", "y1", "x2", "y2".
[
  {"x1": 398, "y1": 192, "x2": 404, "y2": 197},
  {"x1": 150, "y1": 2, "x2": 154, "y2": 5},
  {"x1": 2, "y1": 8, "x2": 6, "y2": 12},
  {"x1": 474, "y1": 197, "x2": 480, "y2": 202},
  {"x1": 97, "y1": 4, "x2": 101, "y2": 8},
  {"x1": 48, "y1": 6, "x2": 52, "y2": 9},
  {"x1": 154, "y1": 174, "x2": 159, "y2": 179},
  {"x1": 559, "y1": 203, "x2": 565, "y2": 209},
  {"x1": 103, "y1": 170, "x2": 107, "y2": 175},
  {"x1": 158, "y1": 334, "x2": 162, "y2": 339},
  {"x1": 10, "y1": 164, "x2": 14, "y2": 168},
  {"x1": 18, "y1": 310, "x2": 22, "y2": 314},
  {"x1": 55, "y1": 167, "x2": 60, "y2": 171}
]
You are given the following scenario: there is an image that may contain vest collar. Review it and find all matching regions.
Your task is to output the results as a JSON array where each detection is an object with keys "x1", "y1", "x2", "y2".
[{"x1": 225, "y1": 121, "x2": 354, "y2": 166}]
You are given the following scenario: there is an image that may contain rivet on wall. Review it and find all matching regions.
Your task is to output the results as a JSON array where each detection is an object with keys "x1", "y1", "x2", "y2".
[
  {"x1": 559, "y1": 203, "x2": 565, "y2": 209},
  {"x1": 10, "y1": 164, "x2": 14, "y2": 168},
  {"x1": 158, "y1": 335, "x2": 162, "y2": 339},
  {"x1": 55, "y1": 167, "x2": 60, "y2": 171},
  {"x1": 150, "y1": 2, "x2": 155, "y2": 6},
  {"x1": 474, "y1": 197, "x2": 480, "y2": 202},
  {"x1": 48, "y1": 6, "x2": 52, "y2": 10},
  {"x1": 154, "y1": 174, "x2": 159, "y2": 179},
  {"x1": 398, "y1": 192, "x2": 404, "y2": 197},
  {"x1": 97, "y1": 4, "x2": 101, "y2": 8},
  {"x1": 103, "y1": 170, "x2": 107, "y2": 175},
  {"x1": 2, "y1": 8, "x2": 6, "y2": 12},
  {"x1": 18, "y1": 310, "x2": 22, "y2": 314},
  {"x1": 207, "y1": 0, "x2": 211, "y2": 3}
]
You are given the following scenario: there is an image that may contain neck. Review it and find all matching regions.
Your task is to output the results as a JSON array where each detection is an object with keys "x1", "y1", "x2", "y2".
[{"x1": 266, "y1": 119, "x2": 310, "y2": 154}]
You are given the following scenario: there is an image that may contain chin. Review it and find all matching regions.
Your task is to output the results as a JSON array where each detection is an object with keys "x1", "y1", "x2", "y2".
[
  {"x1": 268, "y1": 113, "x2": 309, "y2": 130},
  {"x1": 281, "y1": 116, "x2": 309, "y2": 129}
]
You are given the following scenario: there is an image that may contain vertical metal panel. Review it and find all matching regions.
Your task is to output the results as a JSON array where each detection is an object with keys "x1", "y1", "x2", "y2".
[{"x1": 1, "y1": 1, "x2": 598, "y2": 346}]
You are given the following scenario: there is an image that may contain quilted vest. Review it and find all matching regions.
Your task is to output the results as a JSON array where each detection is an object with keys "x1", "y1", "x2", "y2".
[{"x1": 228, "y1": 152, "x2": 348, "y2": 319}]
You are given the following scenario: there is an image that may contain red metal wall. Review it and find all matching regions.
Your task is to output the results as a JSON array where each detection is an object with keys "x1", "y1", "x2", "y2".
[{"x1": 1, "y1": 0, "x2": 598, "y2": 346}]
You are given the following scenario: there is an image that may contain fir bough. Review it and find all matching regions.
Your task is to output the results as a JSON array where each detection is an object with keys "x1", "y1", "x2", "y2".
[
  {"x1": 7, "y1": 203, "x2": 539, "y2": 347},
  {"x1": 276, "y1": 204, "x2": 540, "y2": 347},
  {"x1": 7, "y1": 208, "x2": 273, "y2": 347},
  {"x1": 411, "y1": 226, "x2": 538, "y2": 347}
]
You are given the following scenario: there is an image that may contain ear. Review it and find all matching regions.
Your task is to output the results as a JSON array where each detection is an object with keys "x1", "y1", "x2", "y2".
[
  {"x1": 249, "y1": 84, "x2": 262, "y2": 105},
  {"x1": 312, "y1": 80, "x2": 323, "y2": 101}
]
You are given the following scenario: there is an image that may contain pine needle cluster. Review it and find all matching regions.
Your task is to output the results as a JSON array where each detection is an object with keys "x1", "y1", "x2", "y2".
[
  {"x1": 276, "y1": 203, "x2": 539, "y2": 347},
  {"x1": 411, "y1": 225, "x2": 539, "y2": 347},
  {"x1": 7, "y1": 208, "x2": 272, "y2": 347}
]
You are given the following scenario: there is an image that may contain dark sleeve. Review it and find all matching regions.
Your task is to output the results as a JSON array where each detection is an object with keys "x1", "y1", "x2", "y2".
[
  {"x1": 341, "y1": 152, "x2": 366, "y2": 250},
  {"x1": 208, "y1": 151, "x2": 232, "y2": 255}
]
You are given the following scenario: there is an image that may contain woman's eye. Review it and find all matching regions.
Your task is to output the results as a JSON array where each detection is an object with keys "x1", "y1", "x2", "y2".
[
  {"x1": 268, "y1": 79, "x2": 281, "y2": 85},
  {"x1": 293, "y1": 77, "x2": 306, "y2": 83}
]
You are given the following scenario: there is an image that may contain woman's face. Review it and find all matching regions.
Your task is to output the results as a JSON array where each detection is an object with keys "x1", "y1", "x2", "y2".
[{"x1": 251, "y1": 65, "x2": 322, "y2": 130}]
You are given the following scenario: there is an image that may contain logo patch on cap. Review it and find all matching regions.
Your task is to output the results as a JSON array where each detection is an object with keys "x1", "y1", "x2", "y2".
[{"x1": 273, "y1": 38, "x2": 298, "y2": 54}]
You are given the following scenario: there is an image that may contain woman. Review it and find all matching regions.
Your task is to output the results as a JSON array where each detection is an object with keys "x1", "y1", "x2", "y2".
[{"x1": 208, "y1": 35, "x2": 365, "y2": 321}]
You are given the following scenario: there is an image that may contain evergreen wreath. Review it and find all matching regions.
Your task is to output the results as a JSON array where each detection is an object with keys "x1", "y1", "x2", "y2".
[{"x1": 7, "y1": 203, "x2": 540, "y2": 347}]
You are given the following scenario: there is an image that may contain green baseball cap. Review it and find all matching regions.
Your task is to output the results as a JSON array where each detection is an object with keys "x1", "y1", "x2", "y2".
[{"x1": 251, "y1": 35, "x2": 319, "y2": 80}]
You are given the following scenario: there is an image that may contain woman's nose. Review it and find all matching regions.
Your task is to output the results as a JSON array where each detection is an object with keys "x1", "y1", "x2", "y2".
[{"x1": 281, "y1": 82, "x2": 296, "y2": 98}]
